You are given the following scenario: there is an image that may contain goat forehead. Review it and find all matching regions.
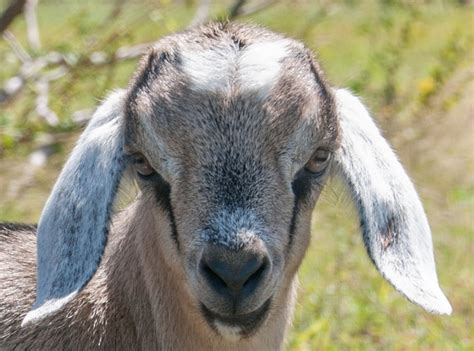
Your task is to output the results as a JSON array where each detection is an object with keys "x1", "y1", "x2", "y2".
[
  {"x1": 148, "y1": 92, "x2": 306, "y2": 165},
  {"x1": 129, "y1": 60, "x2": 318, "y2": 158},
  {"x1": 180, "y1": 39, "x2": 293, "y2": 94},
  {"x1": 126, "y1": 25, "x2": 338, "y2": 171}
]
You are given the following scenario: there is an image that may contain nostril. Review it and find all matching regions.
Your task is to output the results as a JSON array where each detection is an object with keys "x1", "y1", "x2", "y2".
[
  {"x1": 242, "y1": 259, "x2": 267, "y2": 294},
  {"x1": 200, "y1": 261, "x2": 228, "y2": 293}
]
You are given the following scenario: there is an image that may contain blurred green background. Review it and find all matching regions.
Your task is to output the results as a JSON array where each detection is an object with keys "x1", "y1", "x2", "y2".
[{"x1": 0, "y1": 0, "x2": 472, "y2": 349}]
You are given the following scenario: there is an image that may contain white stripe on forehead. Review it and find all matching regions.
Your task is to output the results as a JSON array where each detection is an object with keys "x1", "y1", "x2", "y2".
[
  {"x1": 180, "y1": 43, "x2": 237, "y2": 91},
  {"x1": 238, "y1": 40, "x2": 291, "y2": 92},
  {"x1": 180, "y1": 39, "x2": 291, "y2": 94}
]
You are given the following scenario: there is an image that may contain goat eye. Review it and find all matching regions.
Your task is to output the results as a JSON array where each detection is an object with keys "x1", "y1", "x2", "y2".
[
  {"x1": 133, "y1": 154, "x2": 155, "y2": 177},
  {"x1": 304, "y1": 149, "x2": 331, "y2": 174}
]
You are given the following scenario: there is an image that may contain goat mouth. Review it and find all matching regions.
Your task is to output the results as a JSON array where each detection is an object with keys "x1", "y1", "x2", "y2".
[{"x1": 201, "y1": 298, "x2": 272, "y2": 338}]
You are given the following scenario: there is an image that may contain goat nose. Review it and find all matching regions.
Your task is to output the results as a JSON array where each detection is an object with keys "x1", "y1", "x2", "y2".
[{"x1": 199, "y1": 247, "x2": 268, "y2": 299}]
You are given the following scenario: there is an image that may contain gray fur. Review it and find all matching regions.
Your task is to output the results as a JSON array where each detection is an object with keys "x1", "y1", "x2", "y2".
[
  {"x1": 0, "y1": 23, "x2": 450, "y2": 350},
  {"x1": 201, "y1": 208, "x2": 267, "y2": 250},
  {"x1": 22, "y1": 90, "x2": 128, "y2": 325}
]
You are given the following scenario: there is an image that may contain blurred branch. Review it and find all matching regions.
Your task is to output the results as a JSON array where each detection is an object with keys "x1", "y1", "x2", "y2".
[
  {"x1": 0, "y1": 31, "x2": 153, "y2": 104},
  {"x1": 114, "y1": 42, "x2": 153, "y2": 60},
  {"x1": 232, "y1": 0, "x2": 277, "y2": 18},
  {"x1": 35, "y1": 78, "x2": 59, "y2": 126},
  {"x1": 24, "y1": 0, "x2": 40, "y2": 50},
  {"x1": 0, "y1": 0, "x2": 26, "y2": 34},
  {"x1": 106, "y1": 0, "x2": 127, "y2": 23},
  {"x1": 188, "y1": 0, "x2": 211, "y2": 28},
  {"x1": 190, "y1": 0, "x2": 278, "y2": 27},
  {"x1": 228, "y1": 0, "x2": 247, "y2": 18},
  {"x1": 1, "y1": 0, "x2": 280, "y2": 132},
  {"x1": 0, "y1": 32, "x2": 65, "y2": 104},
  {"x1": 2, "y1": 30, "x2": 30, "y2": 62}
]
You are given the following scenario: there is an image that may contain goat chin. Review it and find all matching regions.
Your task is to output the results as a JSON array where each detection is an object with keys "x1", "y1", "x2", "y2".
[{"x1": 0, "y1": 22, "x2": 450, "y2": 350}]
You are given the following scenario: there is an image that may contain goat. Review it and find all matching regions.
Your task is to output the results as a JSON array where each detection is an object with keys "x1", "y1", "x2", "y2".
[{"x1": 0, "y1": 22, "x2": 451, "y2": 350}]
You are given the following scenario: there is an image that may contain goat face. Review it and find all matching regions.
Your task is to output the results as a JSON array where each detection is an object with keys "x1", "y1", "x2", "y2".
[
  {"x1": 124, "y1": 27, "x2": 338, "y2": 337},
  {"x1": 22, "y1": 23, "x2": 451, "y2": 342}
]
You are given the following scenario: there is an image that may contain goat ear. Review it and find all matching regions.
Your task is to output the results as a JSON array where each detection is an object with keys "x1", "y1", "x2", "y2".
[
  {"x1": 22, "y1": 90, "x2": 128, "y2": 326},
  {"x1": 332, "y1": 89, "x2": 451, "y2": 315}
]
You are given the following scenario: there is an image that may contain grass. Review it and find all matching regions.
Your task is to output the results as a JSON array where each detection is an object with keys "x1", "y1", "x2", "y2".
[
  {"x1": 0, "y1": 0, "x2": 473, "y2": 349},
  {"x1": 288, "y1": 182, "x2": 473, "y2": 350}
]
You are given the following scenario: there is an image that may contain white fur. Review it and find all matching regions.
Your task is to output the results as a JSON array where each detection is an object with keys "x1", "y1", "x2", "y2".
[
  {"x1": 22, "y1": 292, "x2": 77, "y2": 326},
  {"x1": 214, "y1": 321, "x2": 242, "y2": 342},
  {"x1": 334, "y1": 89, "x2": 451, "y2": 314},
  {"x1": 180, "y1": 43, "x2": 237, "y2": 92},
  {"x1": 238, "y1": 40, "x2": 290, "y2": 94},
  {"x1": 181, "y1": 40, "x2": 290, "y2": 95}
]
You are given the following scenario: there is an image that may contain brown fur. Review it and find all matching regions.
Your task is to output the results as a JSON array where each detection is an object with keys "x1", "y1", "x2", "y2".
[
  {"x1": 0, "y1": 23, "x2": 338, "y2": 350},
  {"x1": 0, "y1": 204, "x2": 296, "y2": 350}
]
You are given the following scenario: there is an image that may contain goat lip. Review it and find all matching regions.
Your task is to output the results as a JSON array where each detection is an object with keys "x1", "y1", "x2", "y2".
[{"x1": 200, "y1": 298, "x2": 272, "y2": 337}]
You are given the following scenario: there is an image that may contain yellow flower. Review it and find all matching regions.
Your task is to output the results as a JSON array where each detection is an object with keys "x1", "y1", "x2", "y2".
[{"x1": 418, "y1": 77, "x2": 436, "y2": 102}]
